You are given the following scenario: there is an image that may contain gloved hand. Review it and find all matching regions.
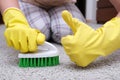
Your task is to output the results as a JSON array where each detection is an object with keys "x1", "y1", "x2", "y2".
[
  {"x1": 3, "y1": 8, "x2": 45, "y2": 53},
  {"x1": 61, "y1": 10, "x2": 120, "y2": 67}
]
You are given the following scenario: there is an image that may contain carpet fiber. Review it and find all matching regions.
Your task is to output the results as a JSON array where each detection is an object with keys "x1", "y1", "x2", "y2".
[{"x1": 0, "y1": 24, "x2": 120, "y2": 80}]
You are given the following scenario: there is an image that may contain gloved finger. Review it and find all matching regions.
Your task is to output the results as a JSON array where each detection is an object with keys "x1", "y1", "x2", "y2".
[
  {"x1": 61, "y1": 35, "x2": 74, "y2": 47},
  {"x1": 19, "y1": 33, "x2": 28, "y2": 53},
  {"x1": 37, "y1": 33, "x2": 45, "y2": 45},
  {"x1": 27, "y1": 29, "x2": 37, "y2": 52},
  {"x1": 9, "y1": 30, "x2": 21, "y2": 50},
  {"x1": 62, "y1": 10, "x2": 76, "y2": 33},
  {"x1": 11, "y1": 37, "x2": 20, "y2": 50},
  {"x1": 4, "y1": 30, "x2": 13, "y2": 47}
]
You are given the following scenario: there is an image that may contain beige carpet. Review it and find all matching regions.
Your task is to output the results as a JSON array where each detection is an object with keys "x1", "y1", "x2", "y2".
[{"x1": 0, "y1": 24, "x2": 120, "y2": 80}]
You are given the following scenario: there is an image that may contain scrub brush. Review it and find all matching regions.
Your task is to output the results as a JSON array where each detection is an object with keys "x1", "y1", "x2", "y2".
[{"x1": 18, "y1": 42, "x2": 59, "y2": 67}]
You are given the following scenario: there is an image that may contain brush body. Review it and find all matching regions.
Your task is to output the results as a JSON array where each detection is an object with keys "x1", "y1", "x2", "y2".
[{"x1": 18, "y1": 42, "x2": 59, "y2": 67}]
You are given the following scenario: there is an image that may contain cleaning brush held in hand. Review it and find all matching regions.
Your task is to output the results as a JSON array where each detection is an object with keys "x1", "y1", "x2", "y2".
[{"x1": 18, "y1": 42, "x2": 59, "y2": 67}]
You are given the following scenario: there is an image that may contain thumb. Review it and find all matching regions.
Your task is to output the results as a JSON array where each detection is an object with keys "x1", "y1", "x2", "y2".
[
  {"x1": 62, "y1": 10, "x2": 76, "y2": 33},
  {"x1": 37, "y1": 33, "x2": 45, "y2": 45}
]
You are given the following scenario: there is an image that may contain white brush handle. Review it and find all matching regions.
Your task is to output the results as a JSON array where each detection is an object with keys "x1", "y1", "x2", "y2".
[
  {"x1": 38, "y1": 41, "x2": 57, "y2": 51},
  {"x1": 18, "y1": 41, "x2": 59, "y2": 58}
]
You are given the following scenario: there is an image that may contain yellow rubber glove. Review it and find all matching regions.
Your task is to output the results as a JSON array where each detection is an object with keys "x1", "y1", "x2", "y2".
[
  {"x1": 61, "y1": 10, "x2": 120, "y2": 67},
  {"x1": 3, "y1": 8, "x2": 45, "y2": 53}
]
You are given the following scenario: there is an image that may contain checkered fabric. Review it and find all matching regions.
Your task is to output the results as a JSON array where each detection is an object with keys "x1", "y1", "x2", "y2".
[{"x1": 18, "y1": 0, "x2": 86, "y2": 43}]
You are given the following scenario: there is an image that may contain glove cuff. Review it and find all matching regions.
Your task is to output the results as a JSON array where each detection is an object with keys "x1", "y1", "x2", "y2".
[
  {"x1": 109, "y1": 17, "x2": 120, "y2": 25},
  {"x1": 3, "y1": 7, "x2": 29, "y2": 28},
  {"x1": 111, "y1": 17, "x2": 120, "y2": 46}
]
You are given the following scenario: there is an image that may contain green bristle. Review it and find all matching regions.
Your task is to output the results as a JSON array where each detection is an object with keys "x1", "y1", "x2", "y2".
[{"x1": 19, "y1": 56, "x2": 59, "y2": 67}]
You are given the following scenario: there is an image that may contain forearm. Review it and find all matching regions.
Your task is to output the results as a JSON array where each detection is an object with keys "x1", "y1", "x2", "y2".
[
  {"x1": 109, "y1": 0, "x2": 120, "y2": 18},
  {"x1": 0, "y1": 0, "x2": 20, "y2": 14},
  {"x1": 116, "y1": 12, "x2": 120, "y2": 17},
  {"x1": 109, "y1": 0, "x2": 120, "y2": 12}
]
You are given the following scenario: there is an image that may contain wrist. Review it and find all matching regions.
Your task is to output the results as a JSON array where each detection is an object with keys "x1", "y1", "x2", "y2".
[{"x1": 3, "y1": 7, "x2": 30, "y2": 28}]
